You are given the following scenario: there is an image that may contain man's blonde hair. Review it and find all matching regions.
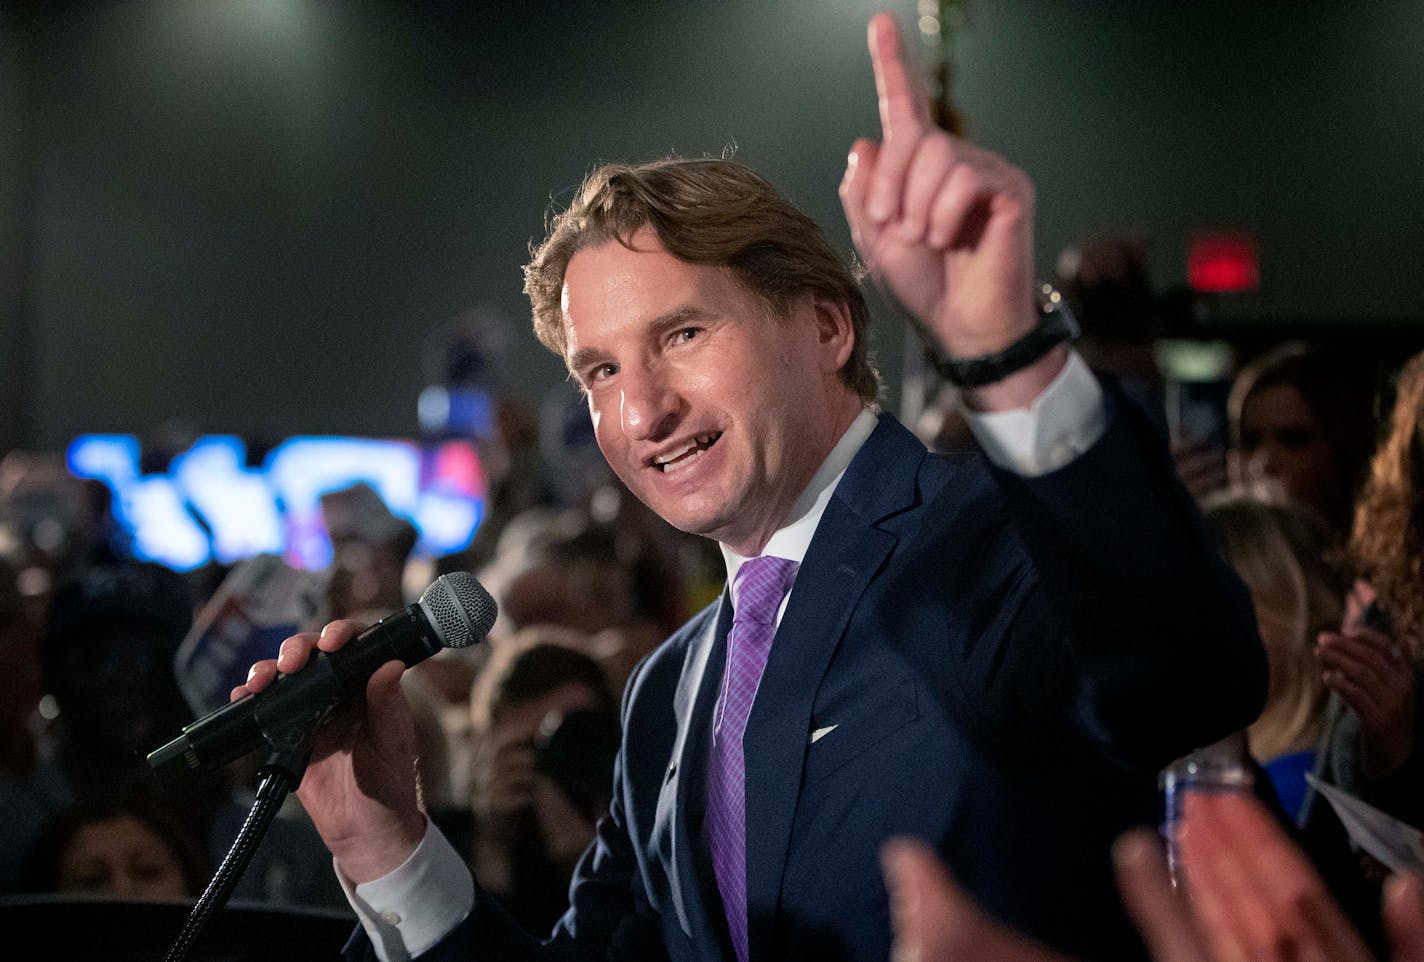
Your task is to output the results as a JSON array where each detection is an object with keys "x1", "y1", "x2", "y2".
[{"x1": 523, "y1": 156, "x2": 880, "y2": 403}]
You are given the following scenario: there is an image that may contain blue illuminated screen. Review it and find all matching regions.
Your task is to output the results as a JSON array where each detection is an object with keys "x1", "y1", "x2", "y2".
[{"x1": 67, "y1": 434, "x2": 487, "y2": 571}]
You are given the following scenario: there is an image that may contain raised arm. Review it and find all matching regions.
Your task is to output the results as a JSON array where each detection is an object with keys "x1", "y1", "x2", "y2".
[{"x1": 839, "y1": 12, "x2": 1065, "y2": 411}]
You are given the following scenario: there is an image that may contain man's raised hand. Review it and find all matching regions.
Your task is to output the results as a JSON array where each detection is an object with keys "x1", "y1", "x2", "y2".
[{"x1": 841, "y1": 13, "x2": 1058, "y2": 407}]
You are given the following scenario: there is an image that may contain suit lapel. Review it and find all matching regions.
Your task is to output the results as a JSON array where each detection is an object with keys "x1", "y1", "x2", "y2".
[
  {"x1": 742, "y1": 415, "x2": 926, "y2": 961},
  {"x1": 657, "y1": 593, "x2": 733, "y2": 958}
]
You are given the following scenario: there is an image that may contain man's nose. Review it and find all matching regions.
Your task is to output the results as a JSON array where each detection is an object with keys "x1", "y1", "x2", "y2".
[{"x1": 619, "y1": 369, "x2": 680, "y2": 441}]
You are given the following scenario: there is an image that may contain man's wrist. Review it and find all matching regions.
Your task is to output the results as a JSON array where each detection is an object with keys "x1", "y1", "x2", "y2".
[
  {"x1": 963, "y1": 348, "x2": 1104, "y2": 472},
  {"x1": 936, "y1": 285, "x2": 1080, "y2": 389},
  {"x1": 333, "y1": 811, "x2": 429, "y2": 884},
  {"x1": 343, "y1": 818, "x2": 475, "y2": 962}
]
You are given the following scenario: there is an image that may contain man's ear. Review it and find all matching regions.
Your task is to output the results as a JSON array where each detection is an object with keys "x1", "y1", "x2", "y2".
[{"x1": 809, "y1": 293, "x2": 856, "y2": 374}]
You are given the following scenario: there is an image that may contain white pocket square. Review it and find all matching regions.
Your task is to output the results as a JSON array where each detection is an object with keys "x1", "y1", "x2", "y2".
[{"x1": 810, "y1": 724, "x2": 838, "y2": 744}]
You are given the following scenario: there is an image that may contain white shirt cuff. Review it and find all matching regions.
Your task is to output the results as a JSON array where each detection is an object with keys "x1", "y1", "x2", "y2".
[
  {"x1": 963, "y1": 350, "x2": 1107, "y2": 477},
  {"x1": 338, "y1": 818, "x2": 475, "y2": 962}
]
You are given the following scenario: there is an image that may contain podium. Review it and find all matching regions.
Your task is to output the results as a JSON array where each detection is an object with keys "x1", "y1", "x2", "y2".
[{"x1": 0, "y1": 895, "x2": 355, "y2": 961}]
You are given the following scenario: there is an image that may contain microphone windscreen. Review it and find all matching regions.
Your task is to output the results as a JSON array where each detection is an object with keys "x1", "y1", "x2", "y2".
[{"x1": 419, "y1": 571, "x2": 497, "y2": 649}]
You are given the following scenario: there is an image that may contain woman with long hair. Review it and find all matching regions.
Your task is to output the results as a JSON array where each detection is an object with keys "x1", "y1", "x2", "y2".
[
  {"x1": 1202, "y1": 490, "x2": 1344, "y2": 820},
  {"x1": 1226, "y1": 341, "x2": 1379, "y2": 547},
  {"x1": 1334, "y1": 351, "x2": 1424, "y2": 785}
]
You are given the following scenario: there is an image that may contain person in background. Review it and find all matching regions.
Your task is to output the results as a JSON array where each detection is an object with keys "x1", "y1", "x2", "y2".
[
  {"x1": 1197, "y1": 488, "x2": 1399, "y2": 947},
  {"x1": 321, "y1": 481, "x2": 420, "y2": 627},
  {"x1": 439, "y1": 627, "x2": 619, "y2": 935},
  {"x1": 19, "y1": 791, "x2": 209, "y2": 902},
  {"x1": 1227, "y1": 340, "x2": 1379, "y2": 547},
  {"x1": 321, "y1": 481, "x2": 474, "y2": 816},
  {"x1": 35, "y1": 561, "x2": 225, "y2": 838},
  {"x1": 475, "y1": 505, "x2": 671, "y2": 698},
  {"x1": 1327, "y1": 347, "x2": 1424, "y2": 819},
  {"x1": 1201, "y1": 489, "x2": 1344, "y2": 821},
  {"x1": 1052, "y1": 229, "x2": 1170, "y2": 417},
  {"x1": 1347, "y1": 348, "x2": 1424, "y2": 680},
  {"x1": 481, "y1": 508, "x2": 642, "y2": 640},
  {"x1": 450, "y1": 394, "x2": 561, "y2": 581},
  {"x1": 0, "y1": 452, "x2": 130, "y2": 601}
]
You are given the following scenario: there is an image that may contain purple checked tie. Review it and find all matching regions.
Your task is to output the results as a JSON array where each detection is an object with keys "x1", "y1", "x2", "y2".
[{"x1": 706, "y1": 555, "x2": 800, "y2": 962}]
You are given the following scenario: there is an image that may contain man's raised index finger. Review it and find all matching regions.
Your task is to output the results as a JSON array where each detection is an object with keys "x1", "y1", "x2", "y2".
[{"x1": 868, "y1": 12, "x2": 930, "y2": 139}]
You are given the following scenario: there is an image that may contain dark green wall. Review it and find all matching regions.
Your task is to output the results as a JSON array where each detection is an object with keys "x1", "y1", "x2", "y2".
[
  {"x1": 9, "y1": 0, "x2": 1424, "y2": 452},
  {"x1": 1, "y1": 5, "x2": 31, "y2": 454}
]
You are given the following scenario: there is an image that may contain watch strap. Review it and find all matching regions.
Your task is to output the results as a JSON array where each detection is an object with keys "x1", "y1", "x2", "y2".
[{"x1": 934, "y1": 296, "x2": 1080, "y2": 388}]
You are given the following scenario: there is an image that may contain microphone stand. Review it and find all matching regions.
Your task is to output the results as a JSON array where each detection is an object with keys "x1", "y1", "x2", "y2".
[{"x1": 160, "y1": 718, "x2": 323, "y2": 962}]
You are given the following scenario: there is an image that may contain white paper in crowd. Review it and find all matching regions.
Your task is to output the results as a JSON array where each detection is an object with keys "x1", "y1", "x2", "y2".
[
  {"x1": 1305, "y1": 774, "x2": 1424, "y2": 877},
  {"x1": 173, "y1": 553, "x2": 329, "y2": 716}
]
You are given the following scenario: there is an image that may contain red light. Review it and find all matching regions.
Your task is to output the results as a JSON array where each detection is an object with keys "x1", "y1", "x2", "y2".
[{"x1": 1188, "y1": 232, "x2": 1259, "y2": 294}]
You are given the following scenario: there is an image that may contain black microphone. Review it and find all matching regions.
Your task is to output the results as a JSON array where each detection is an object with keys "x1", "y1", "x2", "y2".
[{"x1": 148, "y1": 571, "x2": 497, "y2": 784}]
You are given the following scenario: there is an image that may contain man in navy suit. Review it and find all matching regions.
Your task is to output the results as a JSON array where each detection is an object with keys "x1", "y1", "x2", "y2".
[{"x1": 238, "y1": 13, "x2": 1265, "y2": 961}]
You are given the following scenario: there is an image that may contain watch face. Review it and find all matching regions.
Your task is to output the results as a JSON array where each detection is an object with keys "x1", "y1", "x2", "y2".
[{"x1": 1037, "y1": 281, "x2": 1064, "y2": 315}]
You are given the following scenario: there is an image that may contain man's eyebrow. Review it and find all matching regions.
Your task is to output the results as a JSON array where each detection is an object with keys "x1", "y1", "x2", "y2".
[
  {"x1": 564, "y1": 305, "x2": 714, "y2": 375},
  {"x1": 566, "y1": 344, "x2": 610, "y2": 379},
  {"x1": 647, "y1": 305, "x2": 714, "y2": 338}
]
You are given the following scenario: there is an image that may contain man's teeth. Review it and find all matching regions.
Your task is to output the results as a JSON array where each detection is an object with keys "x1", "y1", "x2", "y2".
[{"x1": 655, "y1": 433, "x2": 720, "y2": 470}]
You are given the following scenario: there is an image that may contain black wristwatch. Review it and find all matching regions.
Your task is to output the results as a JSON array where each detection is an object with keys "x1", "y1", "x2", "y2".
[{"x1": 933, "y1": 285, "x2": 1080, "y2": 388}]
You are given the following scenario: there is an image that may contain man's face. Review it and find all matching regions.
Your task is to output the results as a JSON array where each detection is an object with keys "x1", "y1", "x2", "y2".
[{"x1": 560, "y1": 229, "x2": 858, "y2": 555}]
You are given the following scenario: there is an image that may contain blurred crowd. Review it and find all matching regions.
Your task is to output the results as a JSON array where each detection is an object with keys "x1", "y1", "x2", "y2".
[
  {"x1": 1, "y1": 233, "x2": 1423, "y2": 957},
  {"x1": 917, "y1": 234, "x2": 1424, "y2": 955},
  {"x1": 0, "y1": 377, "x2": 724, "y2": 930}
]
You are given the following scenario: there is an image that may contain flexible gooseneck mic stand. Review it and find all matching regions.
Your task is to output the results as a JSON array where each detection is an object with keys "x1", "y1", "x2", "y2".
[{"x1": 160, "y1": 721, "x2": 322, "y2": 962}]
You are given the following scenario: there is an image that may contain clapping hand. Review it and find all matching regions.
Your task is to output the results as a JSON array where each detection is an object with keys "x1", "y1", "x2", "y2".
[
  {"x1": 883, "y1": 790, "x2": 1424, "y2": 962},
  {"x1": 1320, "y1": 579, "x2": 1417, "y2": 776}
]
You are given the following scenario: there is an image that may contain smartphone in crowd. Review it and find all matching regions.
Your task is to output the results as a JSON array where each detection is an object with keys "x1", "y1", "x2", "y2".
[{"x1": 1157, "y1": 339, "x2": 1235, "y2": 448}]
